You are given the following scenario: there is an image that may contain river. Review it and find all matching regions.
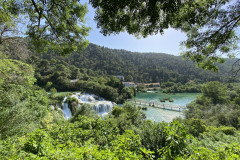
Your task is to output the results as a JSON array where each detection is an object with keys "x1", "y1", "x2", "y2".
[{"x1": 134, "y1": 91, "x2": 201, "y2": 122}]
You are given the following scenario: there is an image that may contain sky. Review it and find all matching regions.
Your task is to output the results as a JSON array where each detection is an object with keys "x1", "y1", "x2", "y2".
[{"x1": 83, "y1": 1, "x2": 187, "y2": 56}]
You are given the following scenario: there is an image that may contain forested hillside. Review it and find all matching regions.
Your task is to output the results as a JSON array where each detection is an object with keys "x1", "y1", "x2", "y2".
[
  {"x1": 3, "y1": 38, "x2": 237, "y2": 86},
  {"x1": 2, "y1": 38, "x2": 136, "y2": 103},
  {"x1": 43, "y1": 44, "x2": 237, "y2": 83},
  {"x1": 69, "y1": 44, "x2": 236, "y2": 83}
]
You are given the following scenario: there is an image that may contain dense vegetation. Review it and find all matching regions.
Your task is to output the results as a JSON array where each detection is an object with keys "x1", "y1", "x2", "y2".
[
  {"x1": 0, "y1": 52, "x2": 50, "y2": 138},
  {"x1": 0, "y1": 0, "x2": 90, "y2": 55},
  {"x1": 1, "y1": 0, "x2": 240, "y2": 159},
  {"x1": 162, "y1": 81, "x2": 202, "y2": 93},
  {"x1": 1, "y1": 49, "x2": 240, "y2": 159},
  {"x1": 45, "y1": 43, "x2": 238, "y2": 83},
  {"x1": 2, "y1": 38, "x2": 137, "y2": 103},
  {"x1": 185, "y1": 81, "x2": 240, "y2": 129},
  {"x1": 3, "y1": 37, "x2": 237, "y2": 103},
  {"x1": 3, "y1": 38, "x2": 239, "y2": 86}
]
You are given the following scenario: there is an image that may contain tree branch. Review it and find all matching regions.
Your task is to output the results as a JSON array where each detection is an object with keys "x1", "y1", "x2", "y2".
[
  {"x1": 31, "y1": 0, "x2": 43, "y2": 27},
  {"x1": 0, "y1": 27, "x2": 15, "y2": 44}
]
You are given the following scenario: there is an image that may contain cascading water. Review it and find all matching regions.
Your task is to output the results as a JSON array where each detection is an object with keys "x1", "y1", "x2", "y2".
[
  {"x1": 62, "y1": 97, "x2": 72, "y2": 119},
  {"x1": 93, "y1": 101, "x2": 113, "y2": 116},
  {"x1": 61, "y1": 93, "x2": 114, "y2": 119}
]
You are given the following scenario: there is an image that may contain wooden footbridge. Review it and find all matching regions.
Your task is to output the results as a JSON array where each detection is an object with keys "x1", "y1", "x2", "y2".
[{"x1": 127, "y1": 99, "x2": 186, "y2": 112}]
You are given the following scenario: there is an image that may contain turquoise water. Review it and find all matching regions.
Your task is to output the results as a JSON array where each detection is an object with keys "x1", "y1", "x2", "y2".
[{"x1": 134, "y1": 91, "x2": 201, "y2": 122}]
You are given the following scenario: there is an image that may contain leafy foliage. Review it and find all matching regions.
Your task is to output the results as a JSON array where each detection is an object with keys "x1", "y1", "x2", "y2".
[
  {"x1": 163, "y1": 81, "x2": 202, "y2": 93},
  {"x1": 0, "y1": 53, "x2": 56, "y2": 138},
  {"x1": 138, "y1": 120, "x2": 191, "y2": 159},
  {"x1": 90, "y1": 0, "x2": 240, "y2": 72},
  {"x1": 181, "y1": 0, "x2": 240, "y2": 72},
  {"x1": 185, "y1": 81, "x2": 240, "y2": 129},
  {"x1": 201, "y1": 81, "x2": 228, "y2": 104},
  {"x1": 0, "y1": 0, "x2": 90, "y2": 55},
  {"x1": 90, "y1": 0, "x2": 184, "y2": 37},
  {"x1": 1, "y1": 60, "x2": 240, "y2": 159}
]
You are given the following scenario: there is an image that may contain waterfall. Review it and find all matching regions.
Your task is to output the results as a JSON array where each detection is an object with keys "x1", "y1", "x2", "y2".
[
  {"x1": 62, "y1": 97, "x2": 72, "y2": 119},
  {"x1": 61, "y1": 93, "x2": 114, "y2": 119},
  {"x1": 93, "y1": 101, "x2": 113, "y2": 116}
]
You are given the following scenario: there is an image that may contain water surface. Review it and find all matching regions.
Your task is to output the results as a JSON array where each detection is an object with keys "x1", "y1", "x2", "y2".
[{"x1": 134, "y1": 91, "x2": 201, "y2": 122}]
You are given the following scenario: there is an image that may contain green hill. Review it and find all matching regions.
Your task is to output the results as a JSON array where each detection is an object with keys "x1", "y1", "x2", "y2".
[
  {"x1": 38, "y1": 42, "x2": 237, "y2": 83},
  {"x1": 2, "y1": 37, "x2": 238, "y2": 86}
]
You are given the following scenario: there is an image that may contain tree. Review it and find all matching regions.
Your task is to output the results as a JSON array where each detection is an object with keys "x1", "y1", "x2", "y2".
[
  {"x1": 0, "y1": 0, "x2": 90, "y2": 55},
  {"x1": 180, "y1": 0, "x2": 240, "y2": 72},
  {"x1": 0, "y1": 53, "x2": 48, "y2": 138},
  {"x1": 0, "y1": 1, "x2": 19, "y2": 44},
  {"x1": 201, "y1": 81, "x2": 228, "y2": 104},
  {"x1": 89, "y1": 0, "x2": 184, "y2": 37},
  {"x1": 90, "y1": 0, "x2": 240, "y2": 72},
  {"x1": 3, "y1": 0, "x2": 239, "y2": 68}
]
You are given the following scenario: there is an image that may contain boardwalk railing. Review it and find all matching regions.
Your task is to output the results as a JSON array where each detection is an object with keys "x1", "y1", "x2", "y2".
[{"x1": 127, "y1": 99, "x2": 186, "y2": 112}]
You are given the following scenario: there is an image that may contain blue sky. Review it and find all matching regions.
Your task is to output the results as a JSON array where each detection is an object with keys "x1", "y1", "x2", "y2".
[{"x1": 83, "y1": 1, "x2": 186, "y2": 56}]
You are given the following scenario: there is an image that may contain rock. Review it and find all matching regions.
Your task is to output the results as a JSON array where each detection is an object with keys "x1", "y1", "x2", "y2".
[
  {"x1": 88, "y1": 96, "x2": 95, "y2": 102},
  {"x1": 69, "y1": 101, "x2": 78, "y2": 115}
]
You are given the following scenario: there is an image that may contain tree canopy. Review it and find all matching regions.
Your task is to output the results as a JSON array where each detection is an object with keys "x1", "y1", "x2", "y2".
[
  {"x1": 1, "y1": 0, "x2": 239, "y2": 71},
  {"x1": 90, "y1": 0, "x2": 240, "y2": 72},
  {"x1": 0, "y1": 0, "x2": 90, "y2": 55}
]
